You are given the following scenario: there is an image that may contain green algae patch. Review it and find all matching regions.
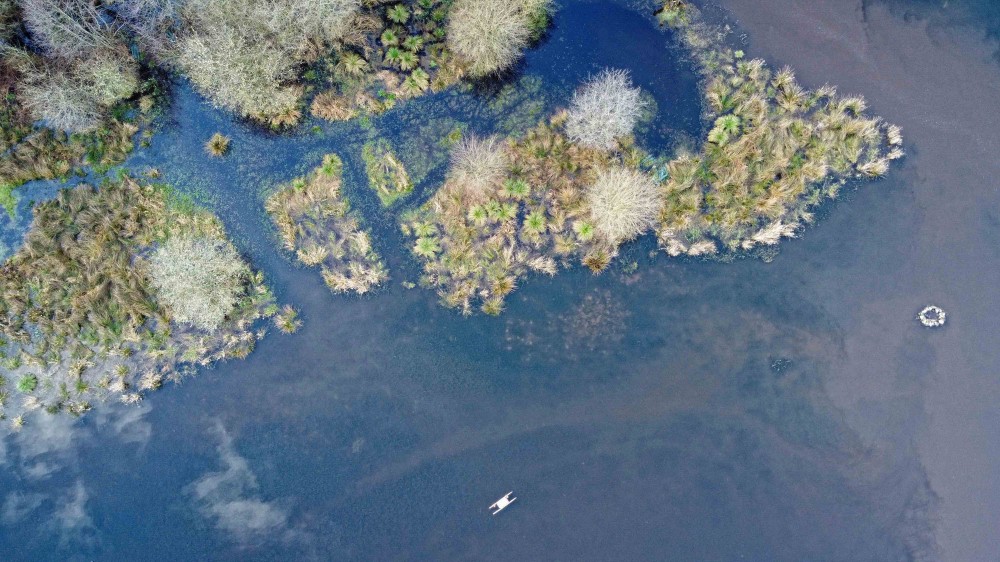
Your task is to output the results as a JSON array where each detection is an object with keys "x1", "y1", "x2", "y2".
[
  {"x1": 0, "y1": 176, "x2": 278, "y2": 430},
  {"x1": 654, "y1": 0, "x2": 904, "y2": 256},
  {"x1": 362, "y1": 139, "x2": 413, "y2": 207},
  {"x1": 266, "y1": 154, "x2": 388, "y2": 295}
]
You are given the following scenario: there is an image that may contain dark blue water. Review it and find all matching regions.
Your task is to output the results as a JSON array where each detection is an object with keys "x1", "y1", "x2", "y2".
[{"x1": 4, "y1": 0, "x2": 999, "y2": 559}]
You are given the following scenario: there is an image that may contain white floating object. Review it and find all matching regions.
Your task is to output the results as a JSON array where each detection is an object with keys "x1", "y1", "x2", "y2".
[
  {"x1": 917, "y1": 305, "x2": 946, "y2": 328},
  {"x1": 489, "y1": 491, "x2": 516, "y2": 515}
]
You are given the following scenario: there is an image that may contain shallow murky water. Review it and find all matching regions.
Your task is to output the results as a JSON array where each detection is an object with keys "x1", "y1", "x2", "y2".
[{"x1": 2, "y1": 0, "x2": 998, "y2": 560}]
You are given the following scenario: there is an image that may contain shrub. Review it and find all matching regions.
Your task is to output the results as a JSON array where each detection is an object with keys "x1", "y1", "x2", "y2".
[
  {"x1": 78, "y1": 48, "x2": 140, "y2": 106},
  {"x1": 446, "y1": 0, "x2": 551, "y2": 77},
  {"x1": 448, "y1": 134, "x2": 508, "y2": 200},
  {"x1": 176, "y1": 25, "x2": 302, "y2": 121},
  {"x1": 14, "y1": 44, "x2": 139, "y2": 132},
  {"x1": 176, "y1": 0, "x2": 360, "y2": 121},
  {"x1": 149, "y1": 235, "x2": 249, "y2": 331},
  {"x1": 205, "y1": 132, "x2": 230, "y2": 156},
  {"x1": 19, "y1": 0, "x2": 118, "y2": 58},
  {"x1": 586, "y1": 167, "x2": 661, "y2": 243},
  {"x1": 565, "y1": 69, "x2": 646, "y2": 150},
  {"x1": 19, "y1": 65, "x2": 103, "y2": 131}
]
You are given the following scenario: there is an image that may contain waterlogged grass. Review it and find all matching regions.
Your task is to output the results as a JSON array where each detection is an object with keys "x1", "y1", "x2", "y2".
[
  {"x1": 401, "y1": 0, "x2": 905, "y2": 314},
  {"x1": 402, "y1": 114, "x2": 647, "y2": 315},
  {"x1": 361, "y1": 139, "x2": 413, "y2": 207},
  {"x1": 266, "y1": 154, "x2": 388, "y2": 294},
  {"x1": 0, "y1": 175, "x2": 278, "y2": 429},
  {"x1": 310, "y1": 0, "x2": 552, "y2": 124},
  {"x1": 0, "y1": 182, "x2": 15, "y2": 217}
]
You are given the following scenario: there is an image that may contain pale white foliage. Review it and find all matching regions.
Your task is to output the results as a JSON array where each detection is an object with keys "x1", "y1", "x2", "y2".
[
  {"x1": 587, "y1": 167, "x2": 661, "y2": 244},
  {"x1": 566, "y1": 69, "x2": 647, "y2": 150},
  {"x1": 447, "y1": 0, "x2": 549, "y2": 76},
  {"x1": 149, "y1": 236, "x2": 248, "y2": 331}
]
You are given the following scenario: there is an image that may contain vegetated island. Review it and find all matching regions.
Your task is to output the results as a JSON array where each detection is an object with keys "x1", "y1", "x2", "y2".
[
  {"x1": 0, "y1": 175, "x2": 281, "y2": 430},
  {"x1": 310, "y1": 0, "x2": 552, "y2": 123},
  {"x1": 0, "y1": 0, "x2": 162, "y2": 214},
  {"x1": 266, "y1": 153, "x2": 388, "y2": 294},
  {"x1": 401, "y1": 0, "x2": 904, "y2": 315}
]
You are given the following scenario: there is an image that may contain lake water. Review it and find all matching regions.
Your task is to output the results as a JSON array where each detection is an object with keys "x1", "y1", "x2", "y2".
[{"x1": 2, "y1": 0, "x2": 999, "y2": 560}]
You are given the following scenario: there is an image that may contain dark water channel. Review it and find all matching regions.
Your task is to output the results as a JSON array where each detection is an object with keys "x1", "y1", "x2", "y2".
[{"x1": 2, "y1": 0, "x2": 998, "y2": 560}]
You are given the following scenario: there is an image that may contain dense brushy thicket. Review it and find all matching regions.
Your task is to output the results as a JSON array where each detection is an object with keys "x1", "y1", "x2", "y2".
[
  {"x1": 587, "y1": 167, "x2": 661, "y2": 244},
  {"x1": 448, "y1": 134, "x2": 509, "y2": 201},
  {"x1": 266, "y1": 154, "x2": 388, "y2": 294},
  {"x1": 402, "y1": 114, "x2": 650, "y2": 315},
  {"x1": 149, "y1": 236, "x2": 249, "y2": 331},
  {"x1": 176, "y1": 0, "x2": 360, "y2": 124},
  {"x1": 446, "y1": 0, "x2": 551, "y2": 76},
  {"x1": 0, "y1": 1, "x2": 155, "y2": 212},
  {"x1": 655, "y1": 0, "x2": 903, "y2": 255},
  {"x1": 566, "y1": 69, "x2": 646, "y2": 150},
  {"x1": 18, "y1": 0, "x2": 119, "y2": 57},
  {"x1": 13, "y1": 45, "x2": 140, "y2": 131},
  {"x1": 0, "y1": 176, "x2": 277, "y2": 428}
]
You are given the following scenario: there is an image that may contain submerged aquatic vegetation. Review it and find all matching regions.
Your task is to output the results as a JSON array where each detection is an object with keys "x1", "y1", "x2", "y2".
[
  {"x1": 266, "y1": 154, "x2": 388, "y2": 294},
  {"x1": 654, "y1": 0, "x2": 904, "y2": 254},
  {"x1": 0, "y1": 175, "x2": 277, "y2": 429},
  {"x1": 205, "y1": 133, "x2": 231, "y2": 156},
  {"x1": 361, "y1": 138, "x2": 413, "y2": 206}
]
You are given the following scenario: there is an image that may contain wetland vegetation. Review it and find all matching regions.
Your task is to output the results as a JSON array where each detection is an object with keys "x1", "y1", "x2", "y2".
[
  {"x1": 266, "y1": 153, "x2": 388, "y2": 295},
  {"x1": 0, "y1": 175, "x2": 277, "y2": 429},
  {"x1": 0, "y1": 0, "x2": 906, "y2": 432},
  {"x1": 401, "y1": 0, "x2": 904, "y2": 312}
]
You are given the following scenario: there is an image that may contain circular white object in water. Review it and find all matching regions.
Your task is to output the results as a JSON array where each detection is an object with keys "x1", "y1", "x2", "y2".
[{"x1": 917, "y1": 305, "x2": 946, "y2": 328}]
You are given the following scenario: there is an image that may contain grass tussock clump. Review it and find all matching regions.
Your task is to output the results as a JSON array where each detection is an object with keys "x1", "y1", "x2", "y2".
[
  {"x1": 0, "y1": 175, "x2": 279, "y2": 429},
  {"x1": 402, "y1": 112, "x2": 649, "y2": 315},
  {"x1": 654, "y1": 0, "x2": 904, "y2": 256},
  {"x1": 361, "y1": 139, "x2": 413, "y2": 206},
  {"x1": 266, "y1": 154, "x2": 388, "y2": 294},
  {"x1": 205, "y1": 132, "x2": 231, "y2": 156},
  {"x1": 446, "y1": 0, "x2": 552, "y2": 77},
  {"x1": 566, "y1": 69, "x2": 647, "y2": 150}
]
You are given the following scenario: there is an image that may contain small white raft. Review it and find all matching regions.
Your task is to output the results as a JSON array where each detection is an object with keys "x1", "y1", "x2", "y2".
[
  {"x1": 917, "y1": 305, "x2": 946, "y2": 328},
  {"x1": 489, "y1": 491, "x2": 516, "y2": 515}
]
